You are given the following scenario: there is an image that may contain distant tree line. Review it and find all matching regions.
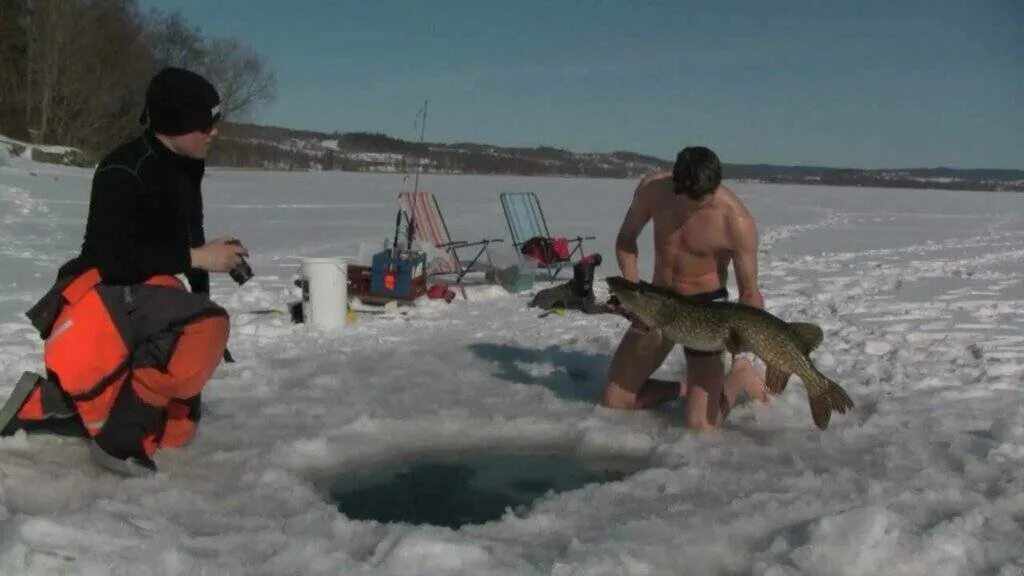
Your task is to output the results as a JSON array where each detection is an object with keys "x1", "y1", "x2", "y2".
[
  {"x1": 0, "y1": 0, "x2": 275, "y2": 155},
  {"x1": 205, "y1": 121, "x2": 1024, "y2": 190},
  {"x1": 204, "y1": 121, "x2": 669, "y2": 177}
]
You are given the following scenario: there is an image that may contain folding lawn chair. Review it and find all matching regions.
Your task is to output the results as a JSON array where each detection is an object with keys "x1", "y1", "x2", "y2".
[
  {"x1": 499, "y1": 191, "x2": 594, "y2": 280},
  {"x1": 399, "y1": 191, "x2": 503, "y2": 284}
]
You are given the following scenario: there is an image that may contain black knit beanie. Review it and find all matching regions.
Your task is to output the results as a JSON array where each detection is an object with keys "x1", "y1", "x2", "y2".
[{"x1": 139, "y1": 67, "x2": 222, "y2": 135}]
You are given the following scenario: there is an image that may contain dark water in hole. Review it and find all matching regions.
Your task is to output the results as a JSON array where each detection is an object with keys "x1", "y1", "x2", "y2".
[{"x1": 325, "y1": 450, "x2": 647, "y2": 529}]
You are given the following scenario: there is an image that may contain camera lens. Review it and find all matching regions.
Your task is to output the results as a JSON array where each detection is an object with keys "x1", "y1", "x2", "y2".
[{"x1": 230, "y1": 258, "x2": 253, "y2": 286}]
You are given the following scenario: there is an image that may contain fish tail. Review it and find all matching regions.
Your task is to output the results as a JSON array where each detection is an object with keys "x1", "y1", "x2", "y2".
[
  {"x1": 808, "y1": 375, "x2": 855, "y2": 430},
  {"x1": 765, "y1": 366, "x2": 791, "y2": 395}
]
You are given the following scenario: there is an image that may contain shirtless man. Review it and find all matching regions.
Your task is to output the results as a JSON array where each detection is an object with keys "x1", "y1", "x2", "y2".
[{"x1": 603, "y1": 146, "x2": 768, "y2": 430}]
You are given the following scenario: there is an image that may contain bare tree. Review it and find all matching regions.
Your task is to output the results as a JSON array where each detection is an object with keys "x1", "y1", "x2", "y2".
[
  {"x1": 142, "y1": 10, "x2": 205, "y2": 70},
  {"x1": 0, "y1": 0, "x2": 154, "y2": 149},
  {"x1": 53, "y1": 0, "x2": 154, "y2": 150},
  {"x1": 0, "y1": 0, "x2": 31, "y2": 139},
  {"x1": 199, "y1": 38, "x2": 276, "y2": 120},
  {"x1": 32, "y1": 0, "x2": 153, "y2": 149},
  {"x1": 1, "y1": 1, "x2": 274, "y2": 153},
  {"x1": 144, "y1": 10, "x2": 277, "y2": 121},
  {"x1": 31, "y1": 0, "x2": 75, "y2": 140}
]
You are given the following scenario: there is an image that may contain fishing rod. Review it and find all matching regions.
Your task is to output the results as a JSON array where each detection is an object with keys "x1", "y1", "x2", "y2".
[{"x1": 413, "y1": 99, "x2": 428, "y2": 194}]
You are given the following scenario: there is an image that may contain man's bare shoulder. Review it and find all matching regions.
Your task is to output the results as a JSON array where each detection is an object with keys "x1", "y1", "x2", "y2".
[
  {"x1": 634, "y1": 171, "x2": 672, "y2": 201},
  {"x1": 637, "y1": 170, "x2": 672, "y2": 189},
  {"x1": 715, "y1": 185, "x2": 755, "y2": 219}
]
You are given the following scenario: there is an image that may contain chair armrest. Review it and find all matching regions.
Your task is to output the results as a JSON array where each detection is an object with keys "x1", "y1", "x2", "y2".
[
  {"x1": 450, "y1": 238, "x2": 502, "y2": 249},
  {"x1": 438, "y1": 240, "x2": 469, "y2": 249}
]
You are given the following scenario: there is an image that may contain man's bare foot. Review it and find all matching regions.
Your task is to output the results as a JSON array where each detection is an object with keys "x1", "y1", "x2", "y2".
[{"x1": 727, "y1": 358, "x2": 770, "y2": 403}]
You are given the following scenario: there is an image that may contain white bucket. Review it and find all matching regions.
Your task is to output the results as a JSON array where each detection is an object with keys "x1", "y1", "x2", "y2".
[{"x1": 301, "y1": 257, "x2": 348, "y2": 329}]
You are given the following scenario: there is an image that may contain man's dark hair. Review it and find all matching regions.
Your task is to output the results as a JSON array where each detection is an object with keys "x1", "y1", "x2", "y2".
[{"x1": 672, "y1": 146, "x2": 722, "y2": 199}]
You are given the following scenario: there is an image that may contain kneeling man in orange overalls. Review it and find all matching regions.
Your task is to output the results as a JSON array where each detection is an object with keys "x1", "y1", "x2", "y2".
[{"x1": 0, "y1": 68, "x2": 249, "y2": 476}]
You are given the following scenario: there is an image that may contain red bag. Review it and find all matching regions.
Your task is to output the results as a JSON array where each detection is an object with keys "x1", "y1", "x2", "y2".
[
  {"x1": 427, "y1": 283, "x2": 455, "y2": 303},
  {"x1": 521, "y1": 236, "x2": 570, "y2": 265}
]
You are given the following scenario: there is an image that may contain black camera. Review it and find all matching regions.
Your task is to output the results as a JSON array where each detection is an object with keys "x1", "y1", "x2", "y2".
[
  {"x1": 225, "y1": 239, "x2": 253, "y2": 285},
  {"x1": 229, "y1": 257, "x2": 253, "y2": 285}
]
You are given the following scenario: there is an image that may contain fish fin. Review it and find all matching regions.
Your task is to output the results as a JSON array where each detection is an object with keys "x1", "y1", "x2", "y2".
[
  {"x1": 765, "y1": 366, "x2": 791, "y2": 395},
  {"x1": 809, "y1": 395, "x2": 831, "y2": 430},
  {"x1": 788, "y1": 322, "x2": 824, "y2": 353},
  {"x1": 725, "y1": 330, "x2": 745, "y2": 355},
  {"x1": 808, "y1": 375, "x2": 855, "y2": 430}
]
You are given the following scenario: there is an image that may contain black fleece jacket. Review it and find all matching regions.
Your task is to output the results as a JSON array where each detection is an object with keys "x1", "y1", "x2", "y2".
[{"x1": 61, "y1": 131, "x2": 209, "y2": 293}]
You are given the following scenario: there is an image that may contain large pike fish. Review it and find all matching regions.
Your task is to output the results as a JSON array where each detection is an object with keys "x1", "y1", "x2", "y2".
[{"x1": 605, "y1": 276, "x2": 854, "y2": 429}]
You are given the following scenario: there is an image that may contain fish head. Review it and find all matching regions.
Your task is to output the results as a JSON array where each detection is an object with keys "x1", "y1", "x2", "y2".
[{"x1": 606, "y1": 276, "x2": 675, "y2": 327}]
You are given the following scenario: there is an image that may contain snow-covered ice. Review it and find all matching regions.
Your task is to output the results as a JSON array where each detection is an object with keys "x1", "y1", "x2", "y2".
[{"x1": 1, "y1": 152, "x2": 1022, "y2": 574}]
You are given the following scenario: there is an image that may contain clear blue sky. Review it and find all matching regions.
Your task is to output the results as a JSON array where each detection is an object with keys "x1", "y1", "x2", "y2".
[{"x1": 138, "y1": 0, "x2": 1021, "y2": 169}]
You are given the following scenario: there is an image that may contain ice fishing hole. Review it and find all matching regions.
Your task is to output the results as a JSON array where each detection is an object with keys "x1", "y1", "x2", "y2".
[{"x1": 323, "y1": 449, "x2": 648, "y2": 529}]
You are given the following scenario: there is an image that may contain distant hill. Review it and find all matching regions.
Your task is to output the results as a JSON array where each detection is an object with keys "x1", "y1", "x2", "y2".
[
  {"x1": 722, "y1": 164, "x2": 1024, "y2": 192},
  {"x1": 6, "y1": 124, "x2": 1021, "y2": 192},
  {"x1": 210, "y1": 122, "x2": 1024, "y2": 192},
  {"x1": 210, "y1": 122, "x2": 668, "y2": 179}
]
